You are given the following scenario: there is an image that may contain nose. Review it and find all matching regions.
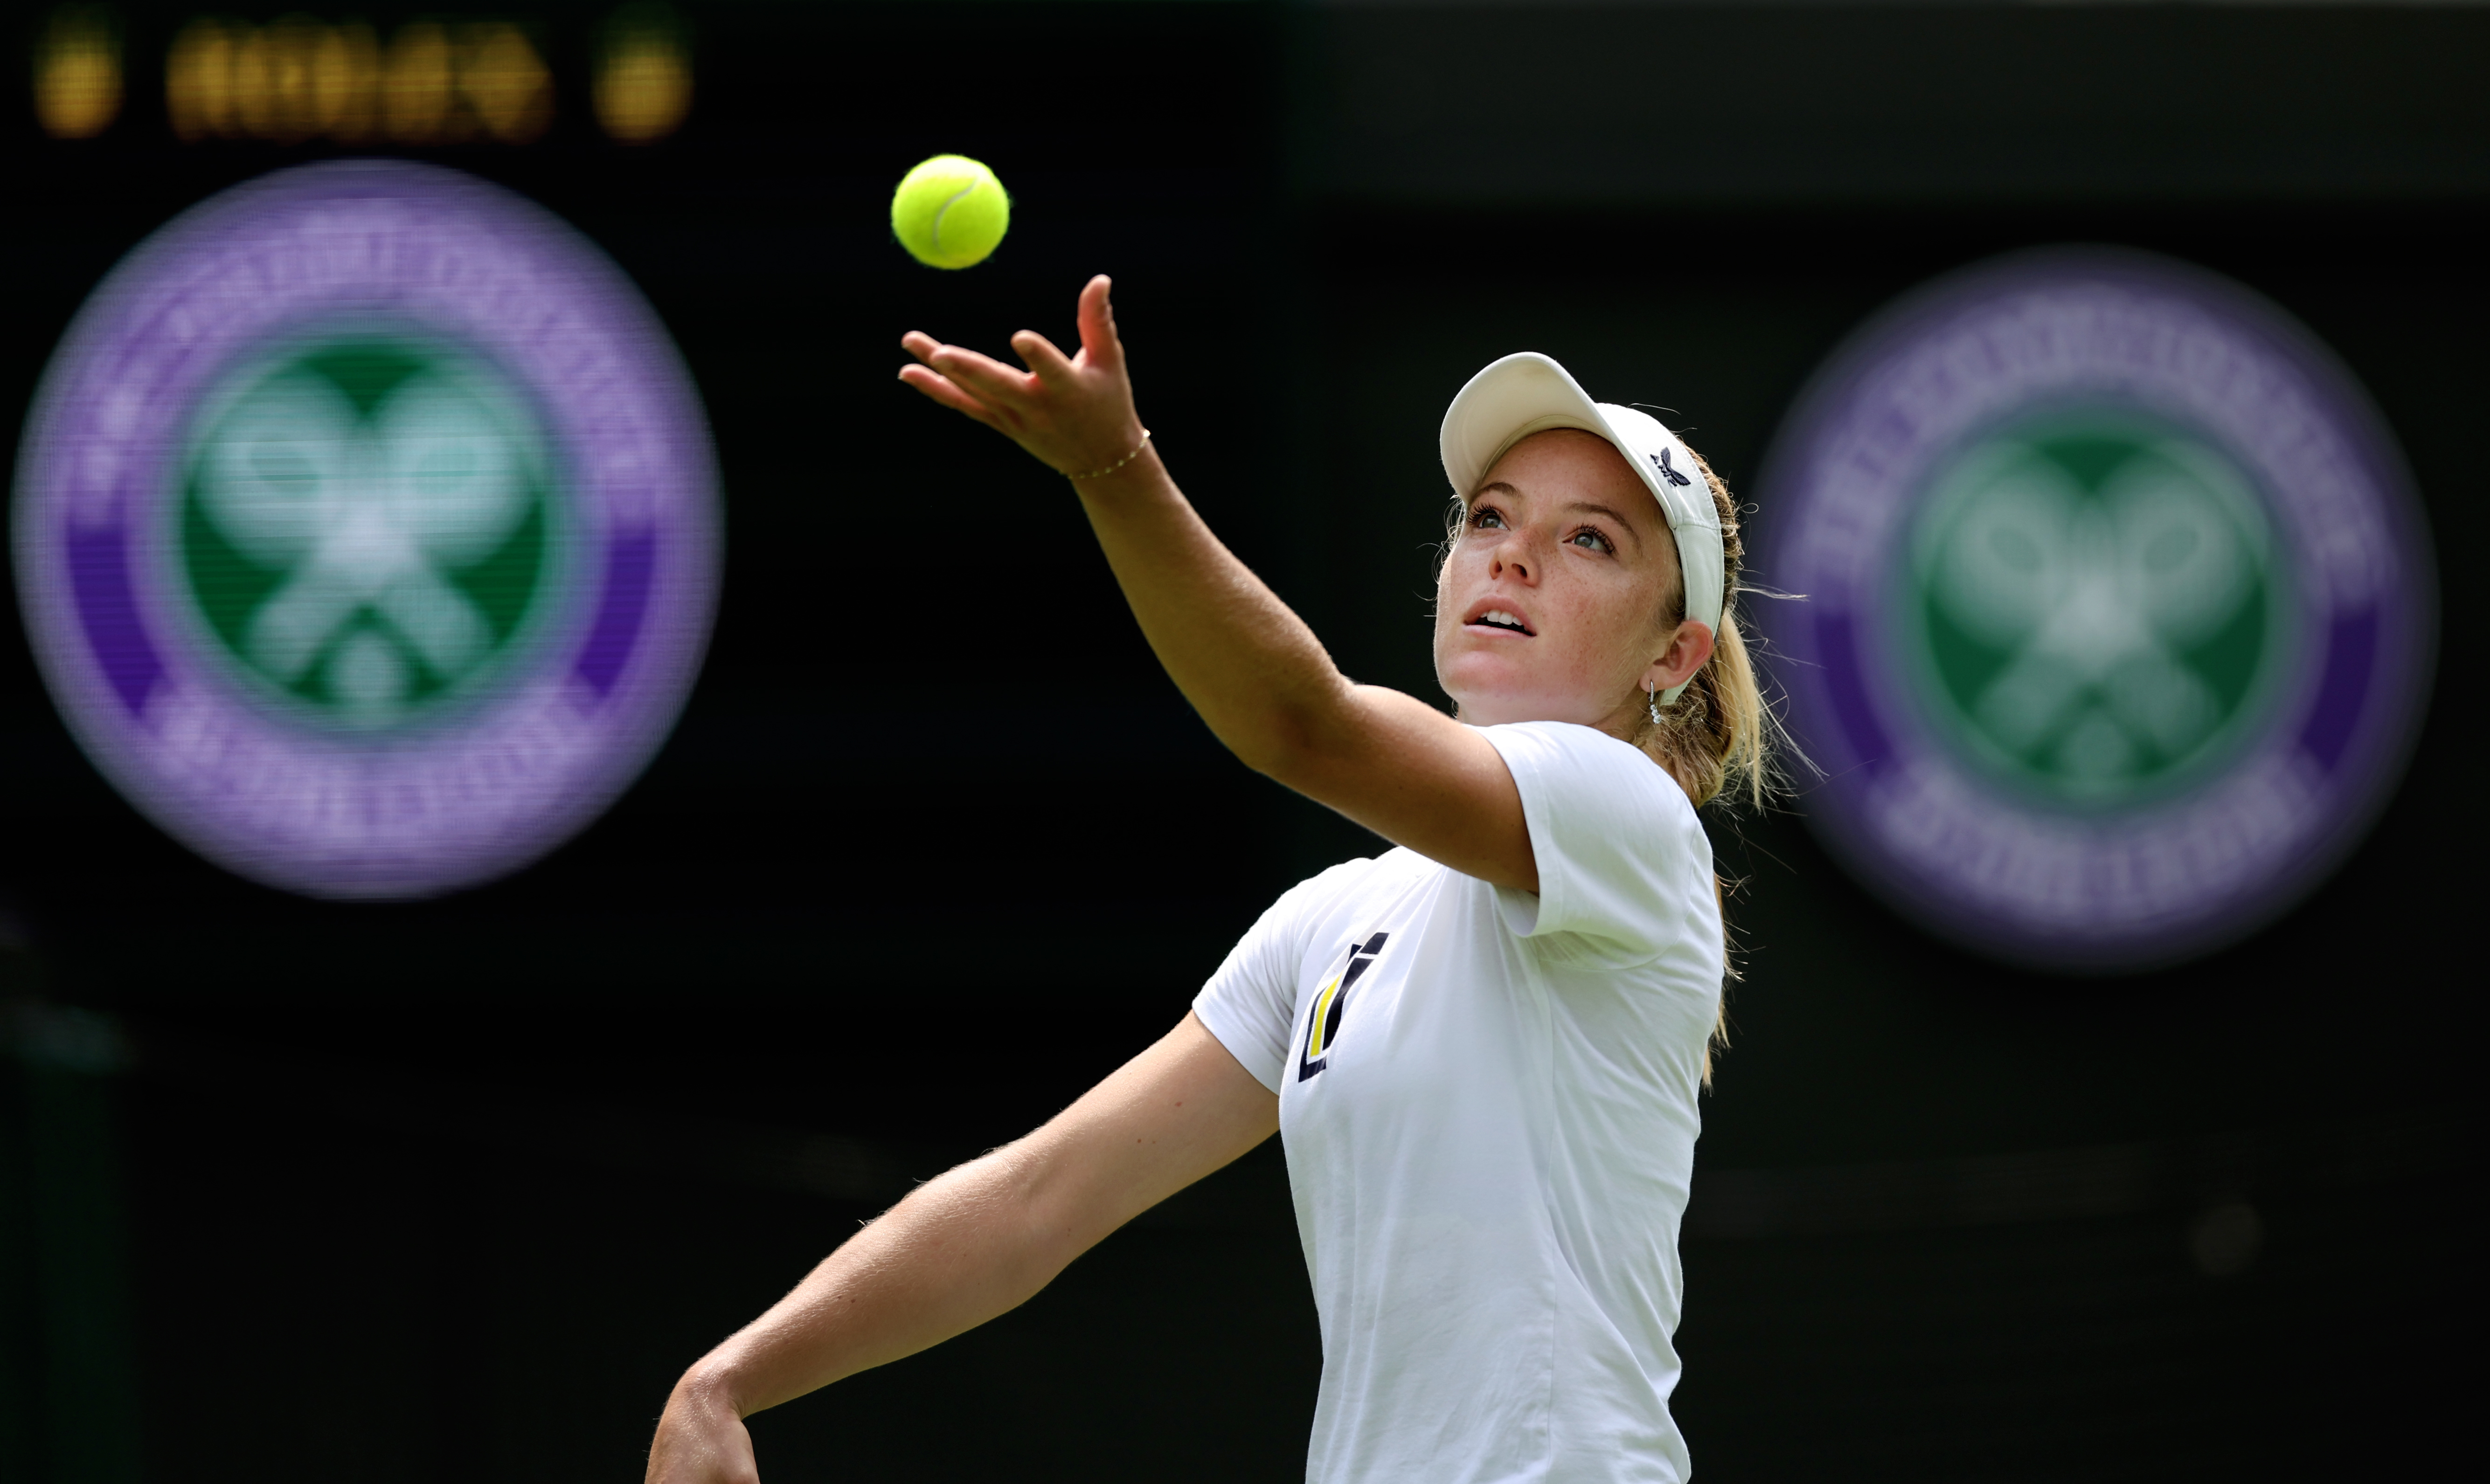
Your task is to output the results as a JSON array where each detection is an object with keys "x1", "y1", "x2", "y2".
[{"x1": 1490, "y1": 540, "x2": 1533, "y2": 583}]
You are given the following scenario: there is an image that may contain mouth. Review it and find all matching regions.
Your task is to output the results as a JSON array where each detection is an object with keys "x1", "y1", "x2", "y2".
[{"x1": 1464, "y1": 606, "x2": 1535, "y2": 637}]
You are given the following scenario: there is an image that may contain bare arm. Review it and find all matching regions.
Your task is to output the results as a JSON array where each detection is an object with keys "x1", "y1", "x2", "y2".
[
  {"x1": 898, "y1": 276, "x2": 1536, "y2": 892},
  {"x1": 645, "y1": 1013, "x2": 1277, "y2": 1484}
]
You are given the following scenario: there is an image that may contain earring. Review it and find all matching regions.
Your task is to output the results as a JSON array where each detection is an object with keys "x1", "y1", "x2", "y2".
[{"x1": 1647, "y1": 682, "x2": 1664, "y2": 725}]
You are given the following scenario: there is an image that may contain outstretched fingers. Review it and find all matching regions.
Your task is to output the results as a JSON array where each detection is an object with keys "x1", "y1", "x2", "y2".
[
  {"x1": 898, "y1": 330, "x2": 953, "y2": 367},
  {"x1": 896, "y1": 363, "x2": 1002, "y2": 427},
  {"x1": 1074, "y1": 275, "x2": 1123, "y2": 374},
  {"x1": 1011, "y1": 328, "x2": 1078, "y2": 385},
  {"x1": 897, "y1": 278, "x2": 1133, "y2": 471},
  {"x1": 914, "y1": 341, "x2": 1041, "y2": 414}
]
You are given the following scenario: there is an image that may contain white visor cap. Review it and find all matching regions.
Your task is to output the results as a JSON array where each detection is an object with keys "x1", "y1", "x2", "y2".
[{"x1": 1439, "y1": 352, "x2": 1724, "y2": 703}]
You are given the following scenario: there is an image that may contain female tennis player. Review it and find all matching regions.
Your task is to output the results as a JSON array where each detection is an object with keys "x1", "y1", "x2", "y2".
[{"x1": 645, "y1": 275, "x2": 1770, "y2": 1484}]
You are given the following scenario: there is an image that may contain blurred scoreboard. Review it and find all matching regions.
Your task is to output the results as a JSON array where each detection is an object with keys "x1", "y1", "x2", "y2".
[{"x1": 34, "y1": 4, "x2": 690, "y2": 146}]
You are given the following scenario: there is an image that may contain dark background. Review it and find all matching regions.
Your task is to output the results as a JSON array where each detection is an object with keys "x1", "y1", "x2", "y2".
[{"x1": 1, "y1": 3, "x2": 2476, "y2": 1481}]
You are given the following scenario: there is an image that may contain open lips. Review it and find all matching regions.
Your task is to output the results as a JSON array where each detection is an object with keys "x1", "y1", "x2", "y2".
[{"x1": 1465, "y1": 602, "x2": 1536, "y2": 636}]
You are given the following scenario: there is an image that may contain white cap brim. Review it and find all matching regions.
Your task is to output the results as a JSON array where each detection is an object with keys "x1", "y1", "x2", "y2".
[{"x1": 1439, "y1": 352, "x2": 1724, "y2": 700}]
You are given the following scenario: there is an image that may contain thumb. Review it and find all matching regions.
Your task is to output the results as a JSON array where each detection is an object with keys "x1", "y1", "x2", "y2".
[{"x1": 1075, "y1": 274, "x2": 1123, "y2": 373}]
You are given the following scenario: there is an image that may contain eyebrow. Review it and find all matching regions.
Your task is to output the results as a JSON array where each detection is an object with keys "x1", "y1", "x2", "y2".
[{"x1": 1563, "y1": 501, "x2": 1647, "y2": 549}]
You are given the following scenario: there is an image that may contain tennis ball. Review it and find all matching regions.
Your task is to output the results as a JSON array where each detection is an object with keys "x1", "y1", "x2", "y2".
[{"x1": 890, "y1": 155, "x2": 1010, "y2": 269}]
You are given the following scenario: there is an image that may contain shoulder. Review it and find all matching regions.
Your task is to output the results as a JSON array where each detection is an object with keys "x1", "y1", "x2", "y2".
[
  {"x1": 1278, "y1": 848, "x2": 1435, "y2": 917},
  {"x1": 1479, "y1": 721, "x2": 1701, "y2": 842},
  {"x1": 1474, "y1": 722, "x2": 1713, "y2": 954}
]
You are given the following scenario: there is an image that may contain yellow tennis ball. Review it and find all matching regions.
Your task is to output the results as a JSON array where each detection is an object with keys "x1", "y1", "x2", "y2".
[{"x1": 890, "y1": 154, "x2": 1010, "y2": 269}]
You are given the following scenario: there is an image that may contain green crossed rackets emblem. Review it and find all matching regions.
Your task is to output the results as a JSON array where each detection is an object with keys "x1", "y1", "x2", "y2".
[
  {"x1": 1900, "y1": 413, "x2": 2288, "y2": 805},
  {"x1": 177, "y1": 337, "x2": 557, "y2": 730}
]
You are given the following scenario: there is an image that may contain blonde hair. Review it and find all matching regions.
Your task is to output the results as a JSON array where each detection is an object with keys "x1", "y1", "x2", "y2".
[{"x1": 1636, "y1": 445, "x2": 1771, "y2": 812}]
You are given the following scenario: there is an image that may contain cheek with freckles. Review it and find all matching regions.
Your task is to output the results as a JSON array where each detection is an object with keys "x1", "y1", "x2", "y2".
[{"x1": 1542, "y1": 593, "x2": 1645, "y2": 691}]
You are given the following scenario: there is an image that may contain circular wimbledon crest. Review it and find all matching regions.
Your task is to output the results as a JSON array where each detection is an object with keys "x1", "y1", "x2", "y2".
[
  {"x1": 14, "y1": 161, "x2": 720, "y2": 898},
  {"x1": 1757, "y1": 250, "x2": 2433, "y2": 970}
]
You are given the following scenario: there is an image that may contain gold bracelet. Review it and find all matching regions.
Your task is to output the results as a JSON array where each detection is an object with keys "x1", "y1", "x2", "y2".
[{"x1": 1065, "y1": 429, "x2": 1151, "y2": 480}]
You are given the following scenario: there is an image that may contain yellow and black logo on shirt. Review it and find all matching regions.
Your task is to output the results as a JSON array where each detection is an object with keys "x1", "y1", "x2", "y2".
[{"x1": 1297, "y1": 931, "x2": 1389, "y2": 1083}]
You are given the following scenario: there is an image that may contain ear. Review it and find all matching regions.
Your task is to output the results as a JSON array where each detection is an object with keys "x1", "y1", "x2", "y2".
[{"x1": 1642, "y1": 620, "x2": 1716, "y2": 697}]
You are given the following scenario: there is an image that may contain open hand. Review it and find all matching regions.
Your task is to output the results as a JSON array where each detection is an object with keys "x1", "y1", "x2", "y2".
[{"x1": 899, "y1": 274, "x2": 1149, "y2": 479}]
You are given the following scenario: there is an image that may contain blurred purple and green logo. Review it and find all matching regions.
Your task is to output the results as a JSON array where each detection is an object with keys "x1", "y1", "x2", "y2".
[
  {"x1": 1757, "y1": 250, "x2": 2435, "y2": 971},
  {"x1": 13, "y1": 160, "x2": 720, "y2": 899}
]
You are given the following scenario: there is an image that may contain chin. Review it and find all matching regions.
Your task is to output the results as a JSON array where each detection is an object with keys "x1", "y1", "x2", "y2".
[
  {"x1": 1441, "y1": 676, "x2": 1558, "y2": 727},
  {"x1": 1440, "y1": 642, "x2": 1595, "y2": 718}
]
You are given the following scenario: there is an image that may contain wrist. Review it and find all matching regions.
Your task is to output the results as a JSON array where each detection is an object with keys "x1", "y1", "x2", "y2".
[
  {"x1": 1060, "y1": 425, "x2": 1152, "y2": 482},
  {"x1": 1069, "y1": 442, "x2": 1166, "y2": 498}
]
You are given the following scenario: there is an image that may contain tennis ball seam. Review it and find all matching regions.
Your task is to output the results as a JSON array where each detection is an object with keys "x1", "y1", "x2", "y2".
[{"x1": 928, "y1": 182, "x2": 978, "y2": 257}]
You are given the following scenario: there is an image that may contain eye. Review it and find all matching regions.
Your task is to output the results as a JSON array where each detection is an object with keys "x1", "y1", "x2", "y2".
[
  {"x1": 1569, "y1": 528, "x2": 1615, "y2": 554},
  {"x1": 1469, "y1": 504, "x2": 1507, "y2": 531}
]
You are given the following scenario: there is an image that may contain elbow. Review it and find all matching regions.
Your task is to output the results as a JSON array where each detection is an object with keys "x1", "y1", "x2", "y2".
[
  {"x1": 975, "y1": 1141, "x2": 1100, "y2": 1285},
  {"x1": 1226, "y1": 695, "x2": 1345, "y2": 793},
  {"x1": 1230, "y1": 735, "x2": 1309, "y2": 790},
  {"x1": 674, "y1": 1347, "x2": 754, "y2": 1420}
]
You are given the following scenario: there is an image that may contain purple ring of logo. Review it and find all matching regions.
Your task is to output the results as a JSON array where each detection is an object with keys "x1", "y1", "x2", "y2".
[
  {"x1": 1754, "y1": 248, "x2": 2435, "y2": 971},
  {"x1": 13, "y1": 160, "x2": 721, "y2": 899}
]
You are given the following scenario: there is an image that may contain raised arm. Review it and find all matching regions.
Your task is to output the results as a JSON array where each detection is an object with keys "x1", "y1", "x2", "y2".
[
  {"x1": 645, "y1": 1013, "x2": 1276, "y2": 1484},
  {"x1": 898, "y1": 276, "x2": 1538, "y2": 892}
]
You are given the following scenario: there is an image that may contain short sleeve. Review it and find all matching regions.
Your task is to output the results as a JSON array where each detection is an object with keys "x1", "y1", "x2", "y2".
[
  {"x1": 1193, "y1": 863, "x2": 1363, "y2": 1094},
  {"x1": 1480, "y1": 720, "x2": 1713, "y2": 961}
]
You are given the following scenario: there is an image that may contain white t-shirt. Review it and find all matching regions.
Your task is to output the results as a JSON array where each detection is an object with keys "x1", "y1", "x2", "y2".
[{"x1": 1193, "y1": 720, "x2": 1721, "y2": 1484}]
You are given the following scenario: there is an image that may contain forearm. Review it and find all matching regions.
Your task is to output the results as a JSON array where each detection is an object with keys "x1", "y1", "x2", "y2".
[
  {"x1": 682, "y1": 1146, "x2": 1066, "y2": 1418},
  {"x1": 671, "y1": 1015, "x2": 1275, "y2": 1425},
  {"x1": 1068, "y1": 449, "x2": 1361, "y2": 779}
]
